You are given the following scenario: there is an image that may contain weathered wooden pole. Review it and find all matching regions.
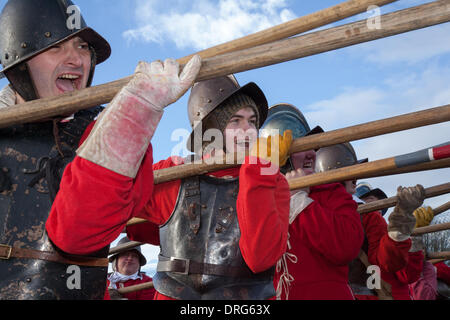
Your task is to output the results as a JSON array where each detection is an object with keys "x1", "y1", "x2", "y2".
[
  {"x1": 152, "y1": 105, "x2": 450, "y2": 185},
  {"x1": 116, "y1": 281, "x2": 154, "y2": 295},
  {"x1": 357, "y1": 183, "x2": 450, "y2": 214},
  {"x1": 126, "y1": 183, "x2": 450, "y2": 229},
  {"x1": 412, "y1": 222, "x2": 450, "y2": 236},
  {"x1": 178, "y1": 0, "x2": 399, "y2": 64},
  {"x1": 1, "y1": 1, "x2": 449, "y2": 127},
  {"x1": 288, "y1": 144, "x2": 450, "y2": 190},
  {"x1": 433, "y1": 201, "x2": 450, "y2": 216},
  {"x1": 427, "y1": 251, "x2": 450, "y2": 260}
]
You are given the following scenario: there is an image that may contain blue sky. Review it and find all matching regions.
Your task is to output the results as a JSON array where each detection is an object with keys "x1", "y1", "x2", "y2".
[{"x1": 1, "y1": 0, "x2": 449, "y2": 274}]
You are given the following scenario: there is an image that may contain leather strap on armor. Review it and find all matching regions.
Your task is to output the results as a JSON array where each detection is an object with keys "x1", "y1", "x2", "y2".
[
  {"x1": 157, "y1": 254, "x2": 272, "y2": 278},
  {"x1": 0, "y1": 244, "x2": 109, "y2": 267}
]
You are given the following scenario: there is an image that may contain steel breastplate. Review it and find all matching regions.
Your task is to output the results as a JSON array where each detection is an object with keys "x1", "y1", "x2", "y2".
[
  {"x1": 154, "y1": 175, "x2": 275, "y2": 300},
  {"x1": 0, "y1": 106, "x2": 108, "y2": 300}
]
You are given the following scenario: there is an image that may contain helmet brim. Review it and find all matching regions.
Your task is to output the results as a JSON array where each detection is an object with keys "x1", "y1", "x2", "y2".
[
  {"x1": 0, "y1": 27, "x2": 111, "y2": 79},
  {"x1": 186, "y1": 81, "x2": 268, "y2": 153},
  {"x1": 109, "y1": 249, "x2": 147, "y2": 267},
  {"x1": 360, "y1": 188, "x2": 388, "y2": 200}
]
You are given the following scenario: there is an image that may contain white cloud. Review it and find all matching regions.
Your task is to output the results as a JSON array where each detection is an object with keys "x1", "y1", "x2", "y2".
[
  {"x1": 305, "y1": 87, "x2": 388, "y2": 130},
  {"x1": 354, "y1": 23, "x2": 450, "y2": 65},
  {"x1": 123, "y1": 0, "x2": 296, "y2": 50}
]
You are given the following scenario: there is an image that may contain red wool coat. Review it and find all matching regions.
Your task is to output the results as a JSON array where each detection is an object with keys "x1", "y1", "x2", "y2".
[
  {"x1": 127, "y1": 156, "x2": 291, "y2": 300},
  {"x1": 273, "y1": 183, "x2": 365, "y2": 300},
  {"x1": 435, "y1": 261, "x2": 450, "y2": 285},
  {"x1": 355, "y1": 211, "x2": 422, "y2": 300},
  {"x1": 46, "y1": 123, "x2": 290, "y2": 300},
  {"x1": 104, "y1": 274, "x2": 156, "y2": 300}
]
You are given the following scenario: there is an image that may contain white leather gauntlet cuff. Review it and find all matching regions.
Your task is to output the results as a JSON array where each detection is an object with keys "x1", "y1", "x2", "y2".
[{"x1": 289, "y1": 191, "x2": 314, "y2": 224}]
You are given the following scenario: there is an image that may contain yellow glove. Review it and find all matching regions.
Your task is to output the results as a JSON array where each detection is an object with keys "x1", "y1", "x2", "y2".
[
  {"x1": 413, "y1": 206, "x2": 434, "y2": 228},
  {"x1": 250, "y1": 130, "x2": 293, "y2": 167}
]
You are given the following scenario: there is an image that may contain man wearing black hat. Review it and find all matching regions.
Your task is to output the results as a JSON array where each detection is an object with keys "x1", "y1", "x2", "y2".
[{"x1": 0, "y1": 0, "x2": 200, "y2": 300}]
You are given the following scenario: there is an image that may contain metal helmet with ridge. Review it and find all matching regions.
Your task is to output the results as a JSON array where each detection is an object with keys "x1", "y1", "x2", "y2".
[
  {"x1": 315, "y1": 142, "x2": 368, "y2": 173},
  {"x1": 186, "y1": 74, "x2": 268, "y2": 153},
  {"x1": 0, "y1": 0, "x2": 111, "y2": 101},
  {"x1": 260, "y1": 103, "x2": 323, "y2": 173}
]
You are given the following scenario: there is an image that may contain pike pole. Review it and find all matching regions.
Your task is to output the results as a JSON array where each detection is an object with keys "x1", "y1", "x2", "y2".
[{"x1": 1, "y1": 1, "x2": 450, "y2": 127}]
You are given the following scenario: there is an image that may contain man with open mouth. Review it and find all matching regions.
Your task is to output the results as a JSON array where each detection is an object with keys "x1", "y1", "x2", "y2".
[
  {"x1": 0, "y1": 0, "x2": 111, "y2": 300},
  {"x1": 0, "y1": 0, "x2": 200, "y2": 300}
]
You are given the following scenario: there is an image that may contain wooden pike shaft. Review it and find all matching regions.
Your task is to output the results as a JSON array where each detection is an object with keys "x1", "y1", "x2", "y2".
[
  {"x1": 116, "y1": 254, "x2": 450, "y2": 294},
  {"x1": 433, "y1": 201, "x2": 450, "y2": 216},
  {"x1": 178, "y1": 0, "x2": 399, "y2": 64},
  {"x1": 358, "y1": 158, "x2": 450, "y2": 180},
  {"x1": 126, "y1": 183, "x2": 450, "y2": 229},
  {"x1": 1, "y1": 1, "x2": 449, "y2": 127},
  {"x1": 117, "y1": 281, "x2": 154, "y2": 295},
  {"x1": 288, "y1": 105, "x2": 450, "y2": 155},
  {"x1": 288, "y1": 144, "x2": 450, "y2": 190},
  {"x1": 412, "y1": 222, "x2": 450, "y2": 236},
  {"x1": 152, "y1": 105, "x2": 450, "y2": 185},
  {"x1": 358, "y1": 183, "x2": 450, "y2": 214},
  {"x1": 428, "y1": 258, "x2": 449, "y2": 264},
  {"x1": 427, "y1": 251, "x2": 450, "y2": 260},
  {"x1": 196, "y1": 0, "x2": 450, "y2": 83}
]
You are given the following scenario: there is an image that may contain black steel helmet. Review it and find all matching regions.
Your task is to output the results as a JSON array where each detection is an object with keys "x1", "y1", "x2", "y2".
[
  {"x1": 315, "y1": 142, "x2": 368, "y2": 173},
  {"x1": 0, "y1": 0, "x2": 111, "y2": 100}
]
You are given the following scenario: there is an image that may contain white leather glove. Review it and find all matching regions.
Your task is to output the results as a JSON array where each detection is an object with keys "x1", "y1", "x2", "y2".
[
  {"x1": 77, "y1": 55, "x2": 202, "y2": 178},
  {"x1": 388, "y1": 185, "x2": 425, "y2": 242}
]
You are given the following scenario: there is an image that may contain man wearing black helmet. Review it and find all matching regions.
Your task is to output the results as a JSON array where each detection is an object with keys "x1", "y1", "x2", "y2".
[
  {"x1": 0, "y1": 0, "x2": 111, "y2": 300},
  {"x1": 0, "y1": 0, "x2": 200, "y2": 300}
]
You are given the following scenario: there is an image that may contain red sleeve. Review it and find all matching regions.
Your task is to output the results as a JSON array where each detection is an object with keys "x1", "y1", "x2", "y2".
[
  {"x1": 126, "y1": 222, "x2": 160, "y2": 246},
  {"x1": 394, "y1": 251, "x2": 424, "y2": 284},
  {"x1": 46, "y1": 122, "x2": 156, "y2": 255},
  {"x1": 296, "y1": 183, "x2": 364, "y2": 266},
  {"x1": 435, "y1": 262, "x2": 450, "y2": 284},
  {"x1": 104, "y1": 281, "x2": 111, "y2": 300},
  {"x1": 363, "y1": 211, "x2": 411, "y2": 273},
  {"x1": 236, "y1": 157, "x2": 290, "y2": 273},
  {"x1": 127, "y1": 157, "x2": 182, "y2": 243}
]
